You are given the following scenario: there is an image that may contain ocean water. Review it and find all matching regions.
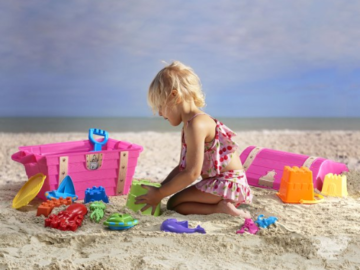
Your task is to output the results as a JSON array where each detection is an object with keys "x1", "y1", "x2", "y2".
[{"x1": 1, "y1": 117, "x2": 360, "y2": 133}]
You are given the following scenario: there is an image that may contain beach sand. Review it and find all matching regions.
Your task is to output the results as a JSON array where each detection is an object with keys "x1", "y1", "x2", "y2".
[{"x1": 1, "y1": 131, "x2": 360, "y2": 270}]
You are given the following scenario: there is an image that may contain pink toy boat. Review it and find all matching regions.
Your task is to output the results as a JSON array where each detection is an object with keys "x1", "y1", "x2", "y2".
[
  {"x1": 240, "y1": 146, "x2": 348, "y2": 191},
  {"x1": 12, "y1": 138, "x2": 143, "y2": 200}
]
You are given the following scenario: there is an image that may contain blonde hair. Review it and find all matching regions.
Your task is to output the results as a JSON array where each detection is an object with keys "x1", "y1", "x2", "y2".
[{"x1": 147, "y1": 61, "x2": 206, "y2": 114}]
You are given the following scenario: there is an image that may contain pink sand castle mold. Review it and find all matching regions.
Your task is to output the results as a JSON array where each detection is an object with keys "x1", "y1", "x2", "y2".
[
  {"x1": 11, "y1": 133, "x2": 143, "y2": 200},
  {"x1": 236, "y1": 219, "x2": 259, "y2": 235},
  {"x1": 240, "y1": 146, "x2": 348, "y2": 191}
]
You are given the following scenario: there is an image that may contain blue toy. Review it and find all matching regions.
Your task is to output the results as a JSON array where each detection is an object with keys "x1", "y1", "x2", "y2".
[
  {"x1": 88, "y1": 128, "x2": 109, "y2": 152},
  {"x1": 45, "y1": 175, "x2": 78, "y2": 202},
  {"x1": 255, "y1": 214, "x2": 278, "y2": 229},
  {"x1": 160, "y1": 219, "x2": 206, "y2": 234},
  {"x1": 84, "y1": 186, "x2": 109, "y2": 204}
]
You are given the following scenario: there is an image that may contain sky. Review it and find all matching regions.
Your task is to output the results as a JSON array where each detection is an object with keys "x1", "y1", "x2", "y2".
[{"x1": 0, "y1": 0, "x2": 359, "y2": 118}]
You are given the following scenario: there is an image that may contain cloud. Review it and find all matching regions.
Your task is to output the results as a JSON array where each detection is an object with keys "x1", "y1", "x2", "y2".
[
  {"x1": 1, "y1": 0, "x2": 359, "y2": 117},
  {"x1": 1, "y1": 1, "x2": 360, "y2": 74}
]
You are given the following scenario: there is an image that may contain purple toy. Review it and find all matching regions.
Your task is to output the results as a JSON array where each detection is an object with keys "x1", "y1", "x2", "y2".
[{"x1": 160, "y1": 219, "x2": 206, "y2": 234}]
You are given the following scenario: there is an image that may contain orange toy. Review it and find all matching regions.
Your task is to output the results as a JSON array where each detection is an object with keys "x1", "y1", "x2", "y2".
[
  {"x1": 277, "y1": 166, "x2": 324, "y2": 204},
  {"x1": 37, "y1": 197, "x2": 72, "y2": 217}
]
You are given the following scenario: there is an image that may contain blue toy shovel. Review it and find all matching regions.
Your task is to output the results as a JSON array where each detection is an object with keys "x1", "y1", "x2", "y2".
[{"x1": 89, "y1": 128, "x2": 109, "y2": 152}]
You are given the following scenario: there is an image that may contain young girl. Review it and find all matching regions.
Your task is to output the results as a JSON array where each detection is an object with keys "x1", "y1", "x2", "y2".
[{"x1": 135, "y1": 61, "x2": 253, "y2": 219}]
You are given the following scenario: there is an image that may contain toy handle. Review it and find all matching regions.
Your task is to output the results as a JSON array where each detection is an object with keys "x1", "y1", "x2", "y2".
[
  {"x1": 88, "y1": 128, "x2": 109, "y2": 152},
  {"x1": 11, "y1": 151, "x2": 41, "y2": 164},
  {"x1": 300, "y1": 193, "x2": 324, "y2": 204}
]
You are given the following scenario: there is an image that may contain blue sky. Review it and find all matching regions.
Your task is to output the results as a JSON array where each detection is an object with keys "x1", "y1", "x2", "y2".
[{"x1": 0, "y1": 0, "x2": 359, "y2": 117}]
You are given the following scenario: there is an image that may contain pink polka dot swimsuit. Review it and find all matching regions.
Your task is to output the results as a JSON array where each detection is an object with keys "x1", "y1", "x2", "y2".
[{"x1": 179, "y1": 113, "x2": 253, "y2": 206}]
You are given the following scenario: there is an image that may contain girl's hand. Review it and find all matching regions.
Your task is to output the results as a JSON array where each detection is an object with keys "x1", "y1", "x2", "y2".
[{"x1": 135, "y1": 185, "x2": 163, "y2": 215}]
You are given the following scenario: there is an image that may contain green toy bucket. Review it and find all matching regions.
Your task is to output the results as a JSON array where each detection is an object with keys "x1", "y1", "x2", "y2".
[{"x1": 126, "y1": 179, "x2": 161, "y2": 216}]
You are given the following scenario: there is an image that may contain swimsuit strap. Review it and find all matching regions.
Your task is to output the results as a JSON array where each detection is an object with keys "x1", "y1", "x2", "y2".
[{"x1": 186, "y1": 113, "x2": 207, "y2": 128}]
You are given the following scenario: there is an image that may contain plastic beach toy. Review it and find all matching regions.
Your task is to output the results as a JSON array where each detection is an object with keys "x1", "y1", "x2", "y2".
[
  {"x1": 321, "y1": 173, "x2": 348, "y2": 197},
  {"x1": 45, "y1": 175, "x2": 78, "y2": 202},
  {"x1": 255, "y1": 214, "x2": 278, "y2": 229},
  {"x1": 11, "y1": 135, "x2": 143, "y2": 200},
  {"x1": 84, "y1": 186, "x2": 109, "y2": 204},
  {"x1": 45, "y1": 203, "x2": 88, "y2": 231},
  {"x1": 239, "y1": 145, "x2": 349, "y2": 191},
  {"x1": 89, "y1": 201, "x2": 106, "y2": 223},
  {"x1": 277, "y1": 166, "x2": 324, "y2": 204},
  {"x1": 12, "y1": 173, "x2": 47, "y2": 209},
  {"x1": 236, "y1": 219, "x2": 259, "y2": 235},
  {"x1": 89, "y1": 128, "x2": 109, "y2": 152},
  {"x1": 103, "y1": 213, "x2": 138, "y2": 230},
  {"x1": 126, "y1": 179, "x2": 161, "y2": 216},
  {"x1": 37, "y1": 197, "x2": 72, "y2": 217},
  {"x1": 160, "y1": 219, "x2": 206, "y2": 234}
]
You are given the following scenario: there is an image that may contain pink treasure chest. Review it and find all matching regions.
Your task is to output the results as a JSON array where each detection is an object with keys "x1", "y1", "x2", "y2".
[{"x1": 12, "y1": 138, "x2": 143, "y2": 200}]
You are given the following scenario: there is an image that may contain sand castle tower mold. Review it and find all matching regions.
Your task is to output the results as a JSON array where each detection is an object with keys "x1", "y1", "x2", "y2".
[
  {"x1": 321, "y1": 173, "x2": 348, "y2": 197},
  {"x1": 277, "y1": 166, "x2": 324, "y2": 204}
]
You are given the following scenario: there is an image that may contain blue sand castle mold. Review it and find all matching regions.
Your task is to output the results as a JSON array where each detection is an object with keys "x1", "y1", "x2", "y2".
[
  {"x1": 45, "y1": 175, "x2": 78, "y2": 202},
  {"x1": 84, "y1": 186, "x2": 109, "y2": 204}
]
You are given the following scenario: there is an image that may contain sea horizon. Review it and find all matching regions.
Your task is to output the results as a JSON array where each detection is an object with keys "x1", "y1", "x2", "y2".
[{"x1": 1, "y1": 117, "x2": 360, "y2": 133}]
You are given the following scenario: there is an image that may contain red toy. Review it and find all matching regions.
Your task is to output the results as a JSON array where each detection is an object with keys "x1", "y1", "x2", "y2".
[{"x1": 44, "y1": 203, "x2": 87, "y2": 231}]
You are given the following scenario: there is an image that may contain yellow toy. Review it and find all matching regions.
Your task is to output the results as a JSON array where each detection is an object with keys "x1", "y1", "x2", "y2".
[
  {"x1": 12, "y1": 173, "x2": 46, "y2": 209},
  {"x1": 321, "y1": 173, "x2": 348, "y2": 197}
]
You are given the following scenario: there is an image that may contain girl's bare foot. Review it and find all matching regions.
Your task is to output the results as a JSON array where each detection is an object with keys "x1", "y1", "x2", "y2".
[{"x1": 216, "y1": 200, "x2": 251, "y2": 218}]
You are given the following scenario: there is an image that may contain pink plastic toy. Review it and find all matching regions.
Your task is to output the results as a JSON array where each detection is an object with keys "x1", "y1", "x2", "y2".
[
  {"x1": 12, "y1": 137, "x2": 143, "y2": 200},
  {"x1": 236, "y1": 219, "x2": 259, "y2": 235},
  {"x1": 240, "y1": 146, "x2": 348, "y2": 191}
]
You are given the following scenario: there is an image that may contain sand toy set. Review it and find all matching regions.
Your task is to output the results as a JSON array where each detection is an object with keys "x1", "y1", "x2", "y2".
[
  {"x1": 10, "y1": 132, "x2": 350, "y2": 235},
  {"x1": 240, "y1": 146, "x2": 348, "y2": 191},
  {"x1": 10, "y1": 129, "x2": 143, "y2": 231}
]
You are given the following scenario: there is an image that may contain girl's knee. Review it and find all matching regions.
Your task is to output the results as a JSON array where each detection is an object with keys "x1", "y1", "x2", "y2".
[{"x1": 166, "y1": 186, "x2": 198, "y2": 211}]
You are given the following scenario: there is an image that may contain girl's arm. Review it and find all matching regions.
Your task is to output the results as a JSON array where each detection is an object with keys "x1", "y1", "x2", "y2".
[
  {"x1": 160, "y1": 128, "x2": 183, "y2": 185},
  {"x1": 135, "y1": 118, "x2": 207, "y2": 213},
  {"x1": 158, "y1": 119, "x2": 207, "y2": 197},
  {"x1": 161, "y1": 165, "x2": 179, "y2": 185}
]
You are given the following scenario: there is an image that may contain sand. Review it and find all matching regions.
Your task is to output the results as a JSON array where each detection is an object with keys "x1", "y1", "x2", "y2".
[{"x1": 1, "y1": 131, "x2": 360, "y2": 270}]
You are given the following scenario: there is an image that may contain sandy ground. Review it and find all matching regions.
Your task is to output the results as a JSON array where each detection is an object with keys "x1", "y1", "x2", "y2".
[{"x1": 1, "y1": 131, "x2": 360, "y2": 270}]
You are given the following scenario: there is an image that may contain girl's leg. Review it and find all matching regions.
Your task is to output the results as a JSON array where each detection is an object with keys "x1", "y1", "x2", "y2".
[{"x1": 167, "y1": 185, "x2": 251, "y2": 217}]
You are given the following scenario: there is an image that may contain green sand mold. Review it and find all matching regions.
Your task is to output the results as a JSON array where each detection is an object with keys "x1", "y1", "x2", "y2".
[
  {"x1": 89, "y1": 201, "x2": 106, "y2": 223},
  {"x1": 103, "y1": 213, "x2": 138, "y2": 230},
  {"x1": 126, "y1": 179, "x2": 161, "y2": 216}
]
